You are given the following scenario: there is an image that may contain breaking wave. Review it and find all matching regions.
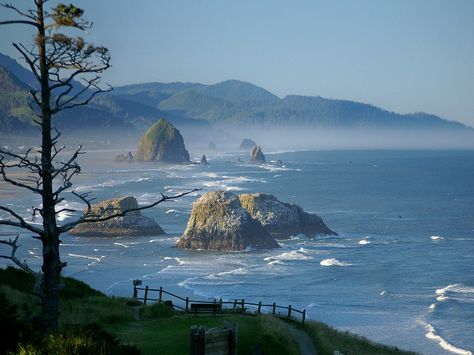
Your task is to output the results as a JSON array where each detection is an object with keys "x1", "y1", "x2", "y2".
[{"x1": 320, "y1": 258, "x2": 351, "y2": 267}]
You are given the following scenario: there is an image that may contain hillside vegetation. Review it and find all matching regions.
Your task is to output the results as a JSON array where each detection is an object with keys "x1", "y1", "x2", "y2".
[{"x1": 1, "y1": 266, "x2": 418, "y2": 355}]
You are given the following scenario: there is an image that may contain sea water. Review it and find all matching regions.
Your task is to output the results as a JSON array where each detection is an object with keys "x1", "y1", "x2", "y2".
[{"x1": 1, "y1": 149, "x2": 473, "y2": 354}]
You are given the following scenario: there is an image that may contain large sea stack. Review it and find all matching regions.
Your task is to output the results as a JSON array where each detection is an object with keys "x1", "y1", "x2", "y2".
[
  {"x1": 135, "y1": 119, "x2": 190, "y2": 163},
  {"x1": 69, "y1": 196, "x2": 165, "y2": 237},
  {"x1": 239, "y1": 193, "x2": 337, "y2": 239},
  {"x1": 176, "y1": 191, "x2": 279, "y2": 251}
]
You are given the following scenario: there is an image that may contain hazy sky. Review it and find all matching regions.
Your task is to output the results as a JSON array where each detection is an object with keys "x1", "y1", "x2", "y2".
[{"x1": 1, "y1": 0, "x2": 473, "y2": 126}]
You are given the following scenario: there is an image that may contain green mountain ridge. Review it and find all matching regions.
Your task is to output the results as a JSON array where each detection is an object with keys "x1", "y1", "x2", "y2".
[
  {"x1": 0, "y1": 52, "x2": 471, "y2": 134},
  {"x1": 114, "y1": 79, "x2": 470, "y2": 130}
]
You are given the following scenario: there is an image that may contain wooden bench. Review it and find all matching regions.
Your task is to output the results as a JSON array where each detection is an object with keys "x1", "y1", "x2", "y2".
[{"x1": 190, "y1": 303, "x2": 222, "y2": 315}]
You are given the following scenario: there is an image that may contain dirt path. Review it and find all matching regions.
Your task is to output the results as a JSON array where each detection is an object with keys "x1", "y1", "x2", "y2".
[{"x1": 287, "y1": 323, "x2": 317, "y2": 355}]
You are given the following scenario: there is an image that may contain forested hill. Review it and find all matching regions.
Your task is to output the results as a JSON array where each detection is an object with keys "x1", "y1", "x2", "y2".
[
  {"x1": 116, "y1": 80, "x2": 470, "y2": 130},
  {"x1": 0, "y1": 52, "x2": 471, "y2": 133}
]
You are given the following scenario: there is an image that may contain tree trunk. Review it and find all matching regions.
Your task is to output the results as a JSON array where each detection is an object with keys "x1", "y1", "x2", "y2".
[{"x1": 37, "y1": 0, "x2": 61, "y2": 332}]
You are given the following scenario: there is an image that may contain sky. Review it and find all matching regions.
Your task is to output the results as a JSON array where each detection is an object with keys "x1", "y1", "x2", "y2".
[{"x1": 0, "y1": 0, "x2": 473, "y2": 126}]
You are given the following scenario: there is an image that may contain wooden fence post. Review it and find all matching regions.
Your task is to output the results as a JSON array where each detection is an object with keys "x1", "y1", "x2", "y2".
[
  {"x1": 186, "y1": 297, "x2": 189, "y2": 312},
  {"x1": 219, "y1": 298, "x2": 223, "y2": 312},
  {"x1": 144, "y1": 285, "x2": 149, "y2": 305},
  {"x1": 233, "y1": 299, "x2": 237, "y2": 309},
  {"x1": 190, "y1": 325, "x2": 198, "y2": 355},
  {"x1": 159, "y1": 286, "x2": 163, "y2": 303},
  {"x1": 257, "y1": 301, "x2": 262, "y2": 314},
  {"x1": 132, "y1": 285, "x2": 137, "y2": 299},
  {"x1": 288, "y1": 305, "x2": 292, "y2": 319},
  {"x1": 272, "y1": 302, "x2": 276, "y2": 315},
  {"x1": 302, "y1": 309, "x2": 306, "y2": 325},
  {"x1": 241, "y1": 299, "x2": 245, "y2": 313}
]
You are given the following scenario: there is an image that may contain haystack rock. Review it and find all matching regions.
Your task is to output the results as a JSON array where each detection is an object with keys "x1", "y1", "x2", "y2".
[
  {"x1": 69, "y1": 196, "x2": 165, "y2": 237},
  {"x1": 239, "y1": 138, "x2": 256, "y2": 150},
  {"x1": 239, "y1": 193, "x2": 337, "y2": 239},
  {"x1": 176, "y1": 191, "x2": 279, "y2": 251},
  {"x1": 135, "y1": 119, "x2": 190, "y2": 163},
  {"x1": 250, "y1": 145, "x2": 266, "y2": 163}
]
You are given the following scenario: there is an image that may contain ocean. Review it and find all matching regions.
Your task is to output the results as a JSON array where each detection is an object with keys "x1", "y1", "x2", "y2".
[{"x1": 1, "y1": 149, "x2": 473, "y2": 354}]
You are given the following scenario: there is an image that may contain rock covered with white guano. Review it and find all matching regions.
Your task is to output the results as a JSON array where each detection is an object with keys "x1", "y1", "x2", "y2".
[
  {"x1": 239, "y1": 193, "x2": 336, "y2": 239},
  {"x1": 176, "y1": 190, "x2": 279, "y2": 251},
  {"x1": 69, "y1": 196, "x2": 165, "y2": 237}
]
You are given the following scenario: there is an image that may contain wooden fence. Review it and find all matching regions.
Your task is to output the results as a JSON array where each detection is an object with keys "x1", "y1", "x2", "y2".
[{"x1": 132, "y1": 282, "x2": 306, "y2": 324}]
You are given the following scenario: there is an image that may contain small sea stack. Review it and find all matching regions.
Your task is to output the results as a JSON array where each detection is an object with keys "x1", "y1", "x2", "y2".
[
  {"x1": 250, "y1": 145, "x2": 266, "y2": 163},
  {"x1": 239, "y1": 138, "x2": 256, "y2": 150},
  {"x1": 69, "y1": 196, "x2": 165, "y2": 237},
  {"x1": 200, "y1": 154, "x2": 209, "y2": 165},
  {"x1": 208, "y1": 142, "x2": 217, "y2": 150}
]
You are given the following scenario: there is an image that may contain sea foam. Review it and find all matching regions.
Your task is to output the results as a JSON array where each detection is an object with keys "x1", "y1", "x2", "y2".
[
  {"x1": 320, "y1": 258, "x2": 351, "y2": 267},
  {"x1": 424, "y1": 322, "x2": 472, "y2": 355}
]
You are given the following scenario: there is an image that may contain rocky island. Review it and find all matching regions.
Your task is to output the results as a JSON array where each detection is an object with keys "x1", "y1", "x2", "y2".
[
  {"x1": 69, "y1": 196, "x2": 165, "y2": 237},
  {"x1": 176, "y1": 191, "x2": 280, "y2": 251},
  {"x1": 239, "y1": 138, "x2": 257, "y2": 150},
  {"x1": 250, "y1": 145, "x2": 266, "y2": 163},
  {"x1": 239, "y1": 193, "x2": 336, "y2": 239},
  {"x1": 135, "y1": 119, "x2": 190, "y2": 163}
]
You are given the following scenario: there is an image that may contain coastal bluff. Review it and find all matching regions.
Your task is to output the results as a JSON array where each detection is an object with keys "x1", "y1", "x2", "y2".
[
  {"x1": 69, "y1": 196, "x2": 165, "y2": 237},
  {"x1": 176, "y1": 191, "x2": 280, "y2": 251},
  {"x1": 239, "y1": 193, "x2": 337, "y2": 239},
  {"x1": 135, "y1": 119, "x2": 190, "y2": 163}
]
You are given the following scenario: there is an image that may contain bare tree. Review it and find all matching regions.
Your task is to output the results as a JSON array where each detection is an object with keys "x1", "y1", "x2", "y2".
[{"x1": 0, "y1": 1, "x2": 197, "y2": 332}]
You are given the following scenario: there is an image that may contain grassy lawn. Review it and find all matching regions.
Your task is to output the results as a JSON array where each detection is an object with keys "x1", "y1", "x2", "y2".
[{"x1": 103, "y1": 312, "x2": 299, "y2": 355}]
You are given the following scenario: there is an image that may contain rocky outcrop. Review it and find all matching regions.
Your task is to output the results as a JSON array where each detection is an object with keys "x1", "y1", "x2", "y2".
[
  {"x1": 208, "y1": 142, "x2": 217, "y2": 150},
  {"x1": 239, "y1": 138, "x2": 256, "y2": 150},
  {"x1": 200, "y1": 155, "x2": 209, "y2": 165},
  {"x1": 135, "y1": 119, "x2": 190, "y2": 163},
  {"x1": 239, "y1": 193, "x2": 336, "y2": 239},
  {"x1": 176, "y1": 191, "x2": 279, "y2": 251},
  {"x1": 69, "y1": 196, "x2": 165, "y2": 237},
  {"x1": 250, "y1": 145, "x2": 266, "y2": 163},
  {"x1": 114, "y1": 151, "x2": 134, "y2": 162}
]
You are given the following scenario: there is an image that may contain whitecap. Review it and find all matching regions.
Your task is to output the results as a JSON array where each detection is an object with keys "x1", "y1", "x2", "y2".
[
  {"x1": 435, "y1": 284, "x2": 474, "y2": 304},
  {"x1": 380, "y1": 290, "x2": 387, "y2": 296},
  {"x1": 67, "y1": 253, "x2": 104, "y2": 263},
  {"x1": 428, "y1": 303, "x2": 436, "y2": 311},
  {"x1": 359, "y1": 239, "x2": 370, "y2": 245},
  {"x1": 267, "y1": 260, "x2": 285, "y2": 266},
  {"x1": 113, "y1": 242, "x2": 129, "y2": 248},
  {"x1": 431, "y1": 235, "x2": 444, "y2": 241},
  {"x1": 165, "y1": 209, "x2": 178, "y2": 214},
  {"x1": 424, "y1": 322, "x2": 472, "y2": 355},
  {"x1": 264, "y1": 250, "x2": 312, "y2": 262},
  {"x1": 320, "y1": 258, "x2": 351, "y2": 267}
]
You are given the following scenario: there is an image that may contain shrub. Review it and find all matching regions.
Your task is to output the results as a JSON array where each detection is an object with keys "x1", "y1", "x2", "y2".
[{"x1": 17, "y1": 324, "x2": 140, "y2": 355}]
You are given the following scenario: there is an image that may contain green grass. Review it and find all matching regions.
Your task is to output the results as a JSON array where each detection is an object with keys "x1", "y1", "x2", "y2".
[
  {"x1": 60, "y1": 296, "x2": 135, "y2": 326},
  {"x1": 0, "y1": 267, "x2": 418, "y2": 355},
  {"x1": 103, "y1": 313, "x2": 299, "y2": 355},
  {"x1": 301, "y1": 320, "x2": 418, "y2": 355}
]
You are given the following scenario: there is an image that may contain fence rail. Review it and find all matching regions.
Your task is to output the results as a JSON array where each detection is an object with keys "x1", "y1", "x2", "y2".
[{"x1": 132, "y1": 282, "x2": 306, "y2": 324}]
